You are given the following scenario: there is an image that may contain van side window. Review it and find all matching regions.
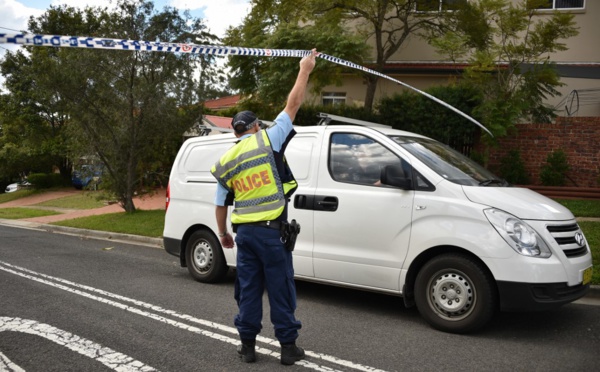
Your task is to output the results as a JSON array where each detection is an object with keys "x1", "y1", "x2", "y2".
[
  {"x1": 329, "y1": 133, "x2": 408, "y2": 186},
  {"x1": 414, "y1": 170, "x2": 436, "y2": 191}
]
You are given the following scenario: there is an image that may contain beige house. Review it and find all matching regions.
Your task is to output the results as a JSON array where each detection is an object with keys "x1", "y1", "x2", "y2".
[{"x1": 312, "y1": 0, "x2": 599, "y2": 118}]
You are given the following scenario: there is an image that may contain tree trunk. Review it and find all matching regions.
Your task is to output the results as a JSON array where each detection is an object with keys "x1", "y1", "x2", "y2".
[
  {"x1": 121, "y1": 196, "x2": 136, "y2": 213},
  {"x1": 121, "y1": 158, "x2": 137, "y2": 213},
  {"x1": 56, "y1": 156, "x2": 72, "y2": 184},
  {"x1": 119, "y1": 175, "x2": 137, "y2": 212},
  {"x1": 364, "y1": 75, "x2": 379, "y2": 112}
]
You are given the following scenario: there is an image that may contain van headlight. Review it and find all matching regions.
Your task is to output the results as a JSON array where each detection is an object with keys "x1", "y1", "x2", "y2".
[{"x1": 484, "y1": 208, "x2": 551, "y2": 258}]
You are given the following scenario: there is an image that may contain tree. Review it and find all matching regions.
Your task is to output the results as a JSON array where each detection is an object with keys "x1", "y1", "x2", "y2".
[
  {"x1": 225, "y1": 0, "x2": 439, "y2": 111},
  {"x1": 430, "y1": 0, "x2": 579, "y2": 137},
  {"x1": 0, "y1": 45, "x2": 73, "y2": 183},
  {"x1": 311, "y1": 0, "x2": 444, "y2": 111},
  {"x1": 223, "y1": 0, "x2": 370, "y2": 117},
  {"x1": 7, "y1": 0, "x2": 219, "y2": 211}
]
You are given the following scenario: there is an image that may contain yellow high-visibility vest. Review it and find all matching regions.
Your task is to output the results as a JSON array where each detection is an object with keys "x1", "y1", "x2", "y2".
[{"x1": 211, "y1": 131, "x2": 297, "y2": 224}]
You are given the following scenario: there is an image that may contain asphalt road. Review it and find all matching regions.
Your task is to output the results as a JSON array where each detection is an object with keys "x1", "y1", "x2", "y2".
[{"x1": 1, "y1": 224, "x2": 599, "y2": 372}]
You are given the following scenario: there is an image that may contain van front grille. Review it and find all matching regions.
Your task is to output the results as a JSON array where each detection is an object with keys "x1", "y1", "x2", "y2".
[{"x1": 546, "y1": 224, "x2": 588, "y2": 258}]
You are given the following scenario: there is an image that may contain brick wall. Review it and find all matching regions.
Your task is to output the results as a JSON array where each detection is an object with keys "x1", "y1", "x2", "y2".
[{"x1": 484, "y1": 117, "x2": 600, "y2": 187}]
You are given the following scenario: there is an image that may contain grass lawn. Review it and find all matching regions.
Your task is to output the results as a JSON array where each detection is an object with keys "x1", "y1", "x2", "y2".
[
  {"x1": 579, "y1": 221, "x2": 600, "y2": 285},
  {"x1": 0, "y1": 189, "x2": 38, "y2": 203},
  {"x1": 554, "y1": 199, "x2": 600, "y2": 217},
  {"x1": 52, "y1": 210, "x2": 165, "y2": 238},
  {"x1": 0, "y1": 208, "x2": 61, "y2": 219}
]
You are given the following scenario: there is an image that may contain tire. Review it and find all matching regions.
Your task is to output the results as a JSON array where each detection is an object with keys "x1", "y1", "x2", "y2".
[
  {"x1": 414, "y1": 253, "x2": 497, "y2": 334},
  {"x1": 185, "y1": 230, "x2": 228, "y2": 283}
]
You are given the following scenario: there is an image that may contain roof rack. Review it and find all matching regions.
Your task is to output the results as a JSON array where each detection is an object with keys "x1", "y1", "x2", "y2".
[
  {"x1": 196, "y1": 120, "x2": 275, "y2": 136},
  {"x1": 317, "y1": 113, "x2": 392, "y2": 129},
  {"x1": 196, "y1": 125, "x2": 234, "y2": 136}
]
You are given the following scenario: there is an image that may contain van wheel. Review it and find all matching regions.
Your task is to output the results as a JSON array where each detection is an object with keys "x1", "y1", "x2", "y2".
[
  {"x1": 414, "y1": 254, "x2": 497, "y2": 334},
  {"x1": 185, "y1": 230, "x2": 228, "y2": 283}
]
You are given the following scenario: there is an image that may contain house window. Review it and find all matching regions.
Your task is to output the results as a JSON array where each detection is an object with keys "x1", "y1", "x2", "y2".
[
  {"x1": 533, "y1": 0, "x2": 585, "y2": 9},
  {"x1": 415, "y1": 0, "x2": 466, "y2": 12},
  {"x1": 322, "y1": 92, "x2": 346, "y2": 106}
]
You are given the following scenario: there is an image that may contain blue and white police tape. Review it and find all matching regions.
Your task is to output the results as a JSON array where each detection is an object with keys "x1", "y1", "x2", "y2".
[{"x1": 0, "y1": 32, "x2": 492, "y2": 136}]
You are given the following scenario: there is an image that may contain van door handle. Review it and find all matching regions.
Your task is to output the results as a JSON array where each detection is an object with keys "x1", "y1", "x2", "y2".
[
  {"x1": 315, "y1": 196, "x2": 338, "y2": 211},
  {"x1": 293, "y1": 195, "x2": 338, "y2": 211}
]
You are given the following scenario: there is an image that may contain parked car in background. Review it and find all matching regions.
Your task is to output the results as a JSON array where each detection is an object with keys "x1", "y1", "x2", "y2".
[
  {"x1": 72, "y1": 165, "x2": 103, "y2": 190},
  {"x1": 4, "y1": 181, "x2": 32, "y2": 193}
]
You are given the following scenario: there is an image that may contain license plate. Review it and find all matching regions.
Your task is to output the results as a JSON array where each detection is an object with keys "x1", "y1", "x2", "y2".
[{"x1": 582, "y1": 266, "x2": 593, "y2": 285}]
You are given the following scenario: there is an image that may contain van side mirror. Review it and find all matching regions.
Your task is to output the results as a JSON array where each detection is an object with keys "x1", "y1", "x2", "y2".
[{"x1": 381, "y1": 165, "x2": 413, "y2": 190}]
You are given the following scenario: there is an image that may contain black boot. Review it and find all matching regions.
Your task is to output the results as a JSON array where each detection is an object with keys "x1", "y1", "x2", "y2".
[
  {"x1": 280, "y1": 343, "x2": 305, "y2": 365},
  {"x1": 237, "y1": 339, "x2": 256, "y2": 363}
]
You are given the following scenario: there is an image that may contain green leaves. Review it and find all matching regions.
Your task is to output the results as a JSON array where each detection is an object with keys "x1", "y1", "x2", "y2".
[
  {"x1": 0, "y1": 0, "x2": 218, "y2": 211},
  {"x1": 226, "y1": 0, "x2": 441, "y2": 112},
  {"x1": 224, "y1": 2, "x2": 369, "y2": 116},
  {"x1": 430, "y1": 0, "x2": 579, "y2": 138},
  {"x1": 541, "y1": 149, "x2": 570, "y2": 186},
  {"x1": 377, "y1": 84, "x2": 482, "y2": 145}
]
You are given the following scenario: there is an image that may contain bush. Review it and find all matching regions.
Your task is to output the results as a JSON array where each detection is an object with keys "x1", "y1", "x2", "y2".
[
  {"x1": 540, "y1": 150, "x2": 570, "y2": 186},
  {"x1": 499, "y1": 150, "x2": 530, "y2": 185},
  {"x1": 28, "y1": 173, "x2": 67, "y2": 189},
  {"x1": 294, "y1": 104, "x2": 380, "y2": 127},
  {"x1": 377, "y1": 85, "x2": 482, "y2": 155}
]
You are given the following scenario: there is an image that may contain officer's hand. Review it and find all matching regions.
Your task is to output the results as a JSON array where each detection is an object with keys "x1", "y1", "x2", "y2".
[
  {"x1": 299, "y1": 49, "x2": 318, "y2": 74},
  {"x1": 220, "y1": 232, "x2": 234, "y2": 249}
]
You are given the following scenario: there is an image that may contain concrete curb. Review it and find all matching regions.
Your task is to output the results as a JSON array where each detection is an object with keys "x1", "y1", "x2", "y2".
[{"x1": 586, "y1": 284, "x2": 600, "y2": 298}]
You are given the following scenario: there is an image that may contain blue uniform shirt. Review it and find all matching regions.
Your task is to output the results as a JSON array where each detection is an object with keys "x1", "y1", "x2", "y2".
[{"x1": 214, "y1": 111, "x2": 293, "y2": 206}]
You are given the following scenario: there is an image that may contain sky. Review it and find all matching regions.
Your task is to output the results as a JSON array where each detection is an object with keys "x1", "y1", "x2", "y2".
[
  {"x1": 0, "y1": 0, "x2": 251, "y2": 38},
  {"x1": 0, "y1": 0, "x2": 251, "y2": 90}
]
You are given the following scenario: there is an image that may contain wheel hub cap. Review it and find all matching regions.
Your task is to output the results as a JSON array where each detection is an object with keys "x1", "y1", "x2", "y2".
[
  {"x1": 193, "y1": 241, "x2": 213, "y2": 272},
  {"x1": 430, "y1": 272, "x2": 474, "y2": 319}
]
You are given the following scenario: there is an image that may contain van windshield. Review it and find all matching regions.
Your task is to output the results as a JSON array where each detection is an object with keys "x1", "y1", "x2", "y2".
[{"x1": 390, "y1": 136, "x2": 506, "y2": 187}]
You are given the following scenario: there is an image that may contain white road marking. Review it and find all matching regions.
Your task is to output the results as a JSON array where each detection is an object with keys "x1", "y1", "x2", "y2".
[
  {"x1": 0, "y1": 260, "x2": 387, "y2": 372},
  {"x1": 0, "y1": 317, "x2": 156, "y2": 372},
  {"x1": 0, "y1": 351, "x2": 25, "y2": 372}
]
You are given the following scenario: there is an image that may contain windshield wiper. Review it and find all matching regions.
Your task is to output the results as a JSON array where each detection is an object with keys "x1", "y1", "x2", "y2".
[{"x1": 479, "y1": 178, "x2": 508, "y2": 187}]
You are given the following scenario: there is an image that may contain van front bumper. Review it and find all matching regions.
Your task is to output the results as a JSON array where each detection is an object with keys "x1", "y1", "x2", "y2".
[{"x1": 497, "y1": 281, "x2": 589, "y2": 311}]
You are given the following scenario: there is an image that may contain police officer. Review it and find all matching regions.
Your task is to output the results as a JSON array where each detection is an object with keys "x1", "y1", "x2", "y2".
[{"x1": 211, "y1": 49, "x2": 318, "y2": 365}]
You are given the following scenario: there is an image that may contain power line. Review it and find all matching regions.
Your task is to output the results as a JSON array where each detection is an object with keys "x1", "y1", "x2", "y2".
[{"x1": 0, "y1": 26, "x2": 29, "y2": 33}]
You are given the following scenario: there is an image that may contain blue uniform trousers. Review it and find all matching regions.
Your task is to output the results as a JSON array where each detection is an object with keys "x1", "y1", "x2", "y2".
[{"x1": 234, "y1": 224, "x2": 301, "y2": 344}]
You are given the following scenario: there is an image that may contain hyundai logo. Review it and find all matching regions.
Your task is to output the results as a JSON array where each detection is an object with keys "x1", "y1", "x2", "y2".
[{"x1": 574, "y1": 232, "x2": 585, "y2": 247}]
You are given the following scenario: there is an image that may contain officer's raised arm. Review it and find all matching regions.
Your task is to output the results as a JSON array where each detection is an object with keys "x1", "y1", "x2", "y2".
[{"x1": 283, "y1": 49, "x2": 318, "y2": 122}]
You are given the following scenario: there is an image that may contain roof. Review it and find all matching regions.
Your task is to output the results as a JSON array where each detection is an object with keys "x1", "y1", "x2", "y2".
[
  {"x1": 204, "y1": 115, "x2": 232, "y2": 129},
  {"x1": 203, "y1": 94, "x2": 241, "y2": 110}
]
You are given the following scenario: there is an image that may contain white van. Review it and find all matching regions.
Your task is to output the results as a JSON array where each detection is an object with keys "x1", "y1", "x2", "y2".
[{"x1": 163, "y1": 113, "x2": 593, "y2": 333}]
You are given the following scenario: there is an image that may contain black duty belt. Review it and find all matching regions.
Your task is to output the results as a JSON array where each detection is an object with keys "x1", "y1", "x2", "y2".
[{"x1": 236, "y1": 221, "x2": 281, "y2": 230}]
